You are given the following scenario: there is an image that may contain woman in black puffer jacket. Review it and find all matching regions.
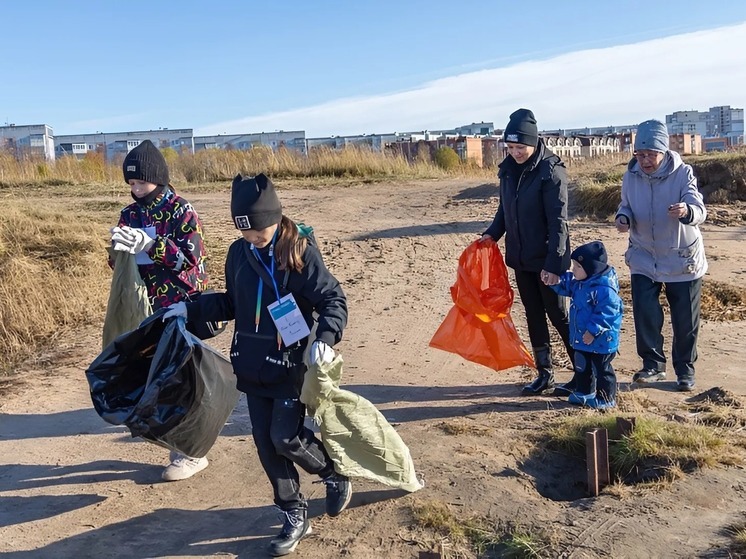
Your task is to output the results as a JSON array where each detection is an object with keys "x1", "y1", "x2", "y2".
[{"x1": 482, "y1": 108, "x2": 575, "y2": 396}]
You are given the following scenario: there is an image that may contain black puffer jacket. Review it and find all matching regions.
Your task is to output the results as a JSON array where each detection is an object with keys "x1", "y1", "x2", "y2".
[
  {"x1": 187, "y1": 229, "x2": 347, "y2": 399},
  {"x1": 484, "y1": 139, "x2": 570, "y2": 275}
]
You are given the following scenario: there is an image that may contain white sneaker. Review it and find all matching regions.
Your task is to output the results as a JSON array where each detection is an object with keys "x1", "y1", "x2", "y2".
[{"x1": 162, "y1": 454, "x2": 209, "y2": 482}]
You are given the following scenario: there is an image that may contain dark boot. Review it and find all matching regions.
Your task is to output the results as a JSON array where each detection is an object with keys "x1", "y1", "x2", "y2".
[
  {"x1": 318, "y1": 472, "x2": 352, "y2": 517},
  {"x1": 268, "y1": 507, "x2": 311, "y2": 557},
  {"x1": 551, "y1": 376, "x2": 578, "y2": 397},
  {"x1": 522, "y1": 345, "x2": 555, "y2": 395}
]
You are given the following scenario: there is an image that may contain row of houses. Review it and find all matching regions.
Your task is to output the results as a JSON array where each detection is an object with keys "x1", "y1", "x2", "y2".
[
  {"x1": 389, "y1": 134, "x2": 627, "y2": 167},
  {"x1": 1, "y1": 108, "x2": 742, "y2": 166}
]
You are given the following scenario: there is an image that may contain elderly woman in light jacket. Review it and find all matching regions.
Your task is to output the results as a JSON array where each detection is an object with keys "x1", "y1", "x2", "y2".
[{"x1": 615, "y1": 119, "x2": 707, "y2": 392}]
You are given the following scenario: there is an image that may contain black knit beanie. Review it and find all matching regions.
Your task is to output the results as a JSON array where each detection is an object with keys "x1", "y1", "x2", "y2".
[
  {"x1": 231, "y1": 173, "x2": 282, "y2": 231},
  {"x1": 504, "y1": 108, "x2": 539, "y2": 147},
  {"x1": 571, "y1": 241, "x2": 610, "y2": 278},
  {"x1": 122, "y1": 140, "x2": 170, "y2": 186}
]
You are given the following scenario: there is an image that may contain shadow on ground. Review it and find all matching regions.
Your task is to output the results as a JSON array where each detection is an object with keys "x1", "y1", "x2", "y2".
[
  {"x1": 2, "y1": 488, "x2": 408, "y2": 559},
  {"x1": 351, "y1": 220, "x2": 487, "y2": 240},
  {"x1": 343, "y1": 383, "x2": 573, "y2": 422}
]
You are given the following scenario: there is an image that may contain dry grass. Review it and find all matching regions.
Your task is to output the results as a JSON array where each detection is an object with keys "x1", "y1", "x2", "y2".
[
  {"x1": 545, "y1": 412, "x2": 735, "y2": 484},
  {"x1": 725, "y1": 516, "x2": 746, "y2": 557},
  {"x1": 0, "y1": 146, "x2": 494, "y2": 187},
  {"x1": 617, "y1": 279, "x2": 746, "y2": 321},
  {"x1": 687, "y1": 388, "x2": 746, "y2": 429},
  {"x1": 409, "y1": 500, "x2": 551, "y2": 559},
  {"x1": 0, "y1": 198, "x2": 111, "y2": 372},
  {"x1": 568, "y1": 151, "x2": 746, "y2": 217},
  {"x1": 438, "y1": 420, "x2": 491, "y2": 437}
]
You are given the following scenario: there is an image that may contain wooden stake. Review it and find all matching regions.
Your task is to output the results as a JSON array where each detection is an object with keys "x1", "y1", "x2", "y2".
[
  {"x1": 616, "y1": 416, "x2": 636, "y2": 437},
  {"x1": 586, "y1": 428, "x2": 610, "y2": 496}
]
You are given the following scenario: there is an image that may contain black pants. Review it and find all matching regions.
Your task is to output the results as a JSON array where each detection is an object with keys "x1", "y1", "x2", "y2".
[
  {"x1": 246, "y1": 394, "x2": 334, "y2": 511},
  {"x1": 630, "y1": 274, "x2": 701, "y2": 379},
  {"x1": 514, "y1": 270, "x2": 573, "y2": 362},
  {"x1": 573, "y1": 350, "x2": 616, "y2": 402}
]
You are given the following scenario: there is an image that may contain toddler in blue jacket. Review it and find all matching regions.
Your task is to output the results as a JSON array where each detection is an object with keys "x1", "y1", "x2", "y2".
[{"x1": 552, "y1": 241, "x2": 623, "y2": 409}]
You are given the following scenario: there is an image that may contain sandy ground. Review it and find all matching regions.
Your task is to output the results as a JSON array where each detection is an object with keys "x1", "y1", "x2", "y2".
[{"x1": 1, "y1": 178, "x2": 745, "y2": 559}]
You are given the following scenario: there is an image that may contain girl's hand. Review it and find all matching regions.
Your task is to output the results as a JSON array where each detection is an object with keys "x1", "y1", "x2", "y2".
[
  {"x1": 163, "y1": 301, "x2": 188, "y2": 321},
  {"x1": 310, "y1": 340, "x2": 335, "y2": 366},
  {"x1": 583, "y1": 331, "x2": 594, "y2": 345}
]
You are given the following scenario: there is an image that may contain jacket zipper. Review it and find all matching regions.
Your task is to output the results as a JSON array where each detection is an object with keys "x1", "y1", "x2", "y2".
[{"x1": 515, "y1": 168, "x2": 527, "y2": 266}]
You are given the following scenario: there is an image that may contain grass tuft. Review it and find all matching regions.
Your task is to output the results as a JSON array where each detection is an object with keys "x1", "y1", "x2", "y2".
[
  {"x1": 545, "y1": 413, "x2": 734, "y2": 483},
  {"x1": 410, "y1": 501, "x2": 552, "y2": 558}
]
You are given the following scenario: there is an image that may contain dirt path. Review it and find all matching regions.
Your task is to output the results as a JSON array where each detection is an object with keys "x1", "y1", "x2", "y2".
[{"x1": 1, "y1": 179, "x2": 745, "y2": 558}]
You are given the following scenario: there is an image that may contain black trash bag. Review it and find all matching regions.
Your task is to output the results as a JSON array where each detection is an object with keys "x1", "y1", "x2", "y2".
[{"x1": 86, "y1": 308, "x2": 239, "y2": 458}]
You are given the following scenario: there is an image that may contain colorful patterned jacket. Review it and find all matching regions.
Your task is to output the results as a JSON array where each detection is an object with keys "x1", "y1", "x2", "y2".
[{"x1": 114, "y1": 187, "x2": 208, "y2": 310}]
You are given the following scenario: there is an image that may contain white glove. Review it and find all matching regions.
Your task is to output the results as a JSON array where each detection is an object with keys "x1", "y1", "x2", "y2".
[
  {"x1": 310, "y1": 340, "x2": 335, "y2": 366},
  {"x1": 111, "y1": 226, "x2": 155, "y2": 254},
  {"x1": 162, "y1": 301, "x2": 188, "y2": 321}
]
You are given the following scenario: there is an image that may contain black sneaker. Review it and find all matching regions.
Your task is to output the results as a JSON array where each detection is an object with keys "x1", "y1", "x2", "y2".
[
  {"x1": 318, "y1": 472, "x2": 352, "y2": 517},
  {"x1": 632, "y1": 369, "x2": 666, "y2": 383},
  {"x1": 268, "y1": 507, "x2": 311, "y2": 557},
  {"x1": 677, "y1": 377, "x2": 695, "y2": 392}
]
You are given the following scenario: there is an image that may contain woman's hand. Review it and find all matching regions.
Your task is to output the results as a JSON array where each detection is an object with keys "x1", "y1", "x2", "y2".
[
  {"x1": 540, "y1": 270, "x2": 560, "y2": 286},
  {"x1": 668, "y1": 203, "x2": 688, "y2": 219},
  {"x1": 615, "y1": 215, "x2": 630, "y2": 233},
  {"x1": 479, "y1": 234, "x2": 493, "y2": 243}
]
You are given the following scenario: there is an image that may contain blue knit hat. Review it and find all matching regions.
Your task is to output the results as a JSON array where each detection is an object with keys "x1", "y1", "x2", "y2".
[
  {"x1": 571, "y1": 241, "x2": 609, "y2": 278},
  {"x1": 634, "y1": 120, "x2": 669, "y2": 153}
]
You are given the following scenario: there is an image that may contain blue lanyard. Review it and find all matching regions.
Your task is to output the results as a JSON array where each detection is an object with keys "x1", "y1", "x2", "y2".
[
  {"x1": 250, "y1": 230, "x2": 282, "y2": 346},
  {"x1": 250, "y1": 230, "x2": 282, "y2": 303}
]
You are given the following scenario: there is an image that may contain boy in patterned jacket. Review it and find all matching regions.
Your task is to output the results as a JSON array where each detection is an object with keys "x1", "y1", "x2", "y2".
[
  {"x1": 109, "y1": 139, "x2": 210, "y2": 480},
  {"x1": 551, "y1": 241, "x2": 623, "y2": 409}
]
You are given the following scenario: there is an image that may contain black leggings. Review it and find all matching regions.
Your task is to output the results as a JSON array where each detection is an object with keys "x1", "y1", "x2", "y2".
[
  {"x1": 246, "y1": 394, "x2": 334, "y2": 511},
  {"x1": 514, "y1": 269, "x2": 573, "y2": 360}
]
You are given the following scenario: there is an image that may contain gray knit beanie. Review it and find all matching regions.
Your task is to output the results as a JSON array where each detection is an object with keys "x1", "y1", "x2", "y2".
[{"x1": 634, "y1": 120, "x2": 669, "y2": 153}]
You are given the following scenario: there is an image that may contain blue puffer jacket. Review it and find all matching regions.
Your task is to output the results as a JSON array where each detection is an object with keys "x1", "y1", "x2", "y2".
[{"x1": 552, "y1": 268, "x2": 623, "y2": 354}]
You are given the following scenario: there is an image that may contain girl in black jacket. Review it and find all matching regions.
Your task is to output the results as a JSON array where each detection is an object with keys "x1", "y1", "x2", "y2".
[
  {"x1": 164, "y1": 173, "x2": 350, "y2": 557},
  {"x1": 482, "y1": 109, "x2": 575, "y2": 396}
]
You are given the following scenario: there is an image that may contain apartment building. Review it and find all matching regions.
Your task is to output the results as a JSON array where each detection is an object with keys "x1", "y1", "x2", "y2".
[
  {"x1": 194, "y1": 130, "x2": 307, "y2": 154},
  {"x1": 666, "y1": 105, "x2": 744, "y2": 149},
  {"x1": 0, "y1": 124, "x2": 55, "y2": 160},
  {"x1": 708, "y1": 105, "x2": 744, "y2": 143},
  {"x1": 669, "y1": 133, "x2": 702, "y2": 155},
  {"x1": 666, "y1": 111, "x2": 708, "y2": 137},
  {"x1": 55, "y1": 129, "x2": 194, "y2": 160}
]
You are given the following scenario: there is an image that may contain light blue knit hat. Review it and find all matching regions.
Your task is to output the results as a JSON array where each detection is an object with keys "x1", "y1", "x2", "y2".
[{"x1": 634, "y1": 120, "x2": 669, "y2": 153}]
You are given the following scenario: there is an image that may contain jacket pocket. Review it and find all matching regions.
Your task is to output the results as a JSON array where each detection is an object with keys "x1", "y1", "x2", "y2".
[
  {"x1": 257, "y1": 347, "x2": 304, "y2": 387},
  {"x1": 674, "y1": 237, "x2": 702, "y2": 275},
  {"x1": 624, "y1": 242, "x2": 635, "y2": 267},
  {"x1": 230, "y1": 331, "x2": 274, "y2": 382}
]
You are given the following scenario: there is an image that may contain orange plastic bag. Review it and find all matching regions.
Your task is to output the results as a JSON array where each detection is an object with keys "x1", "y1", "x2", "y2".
[{"x1": 429, "y1": 239, "x2": 534, "y2": 371}]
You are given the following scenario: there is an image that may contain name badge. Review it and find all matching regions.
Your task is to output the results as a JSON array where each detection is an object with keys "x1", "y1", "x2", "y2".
[{"x1": 267, "y1": 294, "x2": 311, "y2": 346}]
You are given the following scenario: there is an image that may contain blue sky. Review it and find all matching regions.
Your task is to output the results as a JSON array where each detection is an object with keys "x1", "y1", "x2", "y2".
[{"x1": 2, "y1": 1, "x2": 745, "y2": 136}]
